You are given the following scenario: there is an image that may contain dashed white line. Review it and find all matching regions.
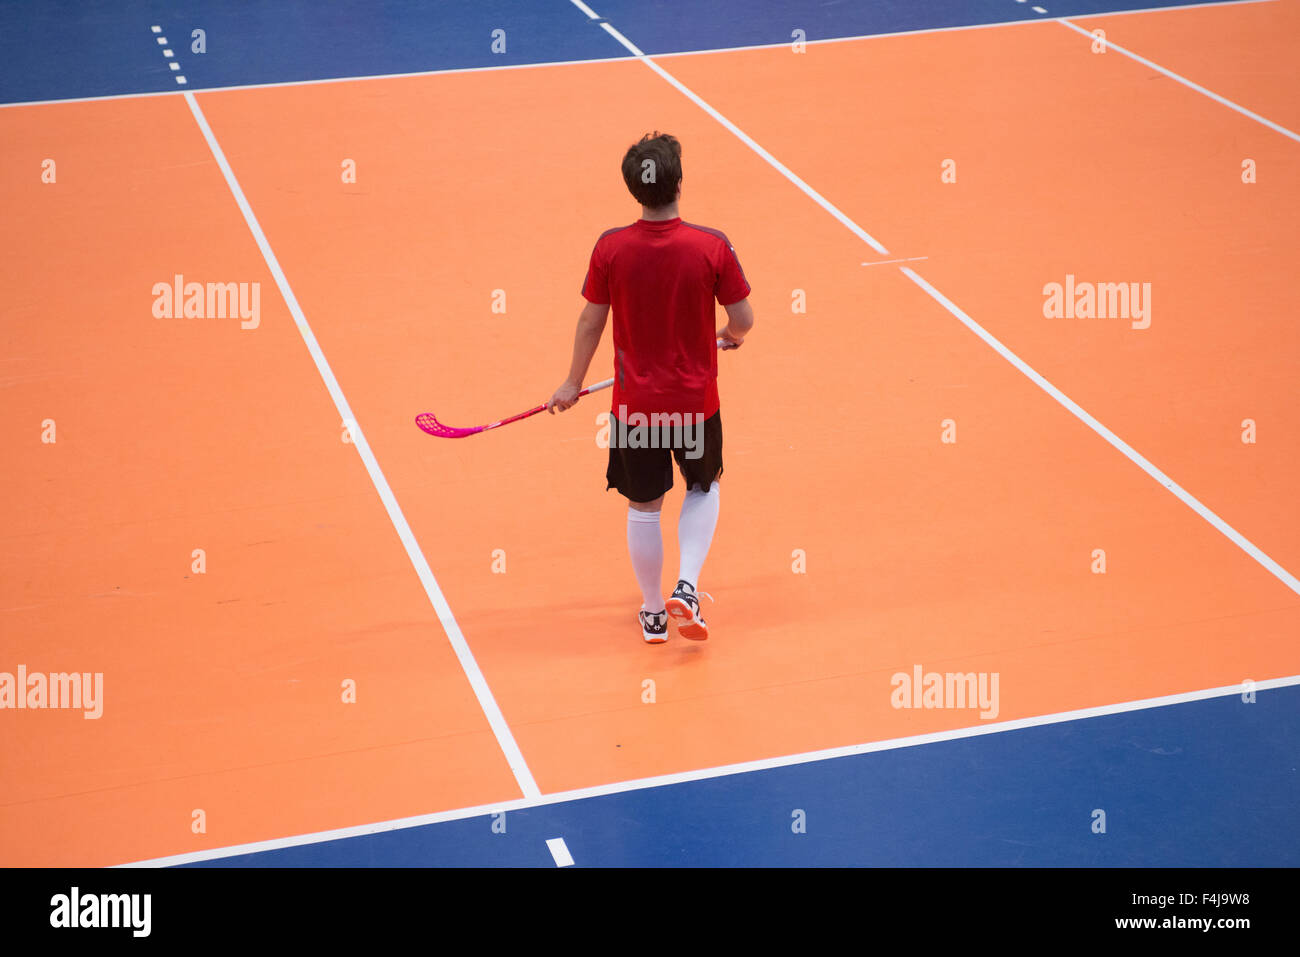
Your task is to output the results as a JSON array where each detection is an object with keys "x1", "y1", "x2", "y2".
[
  {"x1": 150, "y1": 25, "x2": 186, "y2": 87},
  {"x1": 546, "y1": 838, "x2": 575, "y2": 867}
]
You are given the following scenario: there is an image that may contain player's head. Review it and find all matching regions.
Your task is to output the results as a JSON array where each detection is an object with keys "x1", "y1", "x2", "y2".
[{"x1": 621, "y1": 132, "x2": 682, "y2": 210}]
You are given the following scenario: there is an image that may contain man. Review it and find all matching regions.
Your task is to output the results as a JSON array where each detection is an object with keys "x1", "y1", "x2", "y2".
[{"x1": 548, "y1": 131, "x2": 755, "y2": 644}]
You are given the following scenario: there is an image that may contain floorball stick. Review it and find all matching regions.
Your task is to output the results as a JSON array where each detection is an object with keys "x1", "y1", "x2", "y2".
[{"x1": 416, "y1": 338, "x2": 733, "y2": 438}]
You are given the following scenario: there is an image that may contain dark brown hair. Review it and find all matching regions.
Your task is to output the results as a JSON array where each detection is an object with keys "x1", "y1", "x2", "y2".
[{"x1": 621, "y1": 132, "x2": 682, "y2": 209}]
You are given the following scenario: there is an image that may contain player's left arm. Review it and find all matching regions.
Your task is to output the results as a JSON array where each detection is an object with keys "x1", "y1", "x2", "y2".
[
  {"x1": 714, "y1": 234, "x2": 752, "y2": 349},
  {"x1": 548, "y1": 301, "x2": 610, "y2": 413},
  {"x1": 718, "y1": 297, "x2": 753, "y2": 349}
]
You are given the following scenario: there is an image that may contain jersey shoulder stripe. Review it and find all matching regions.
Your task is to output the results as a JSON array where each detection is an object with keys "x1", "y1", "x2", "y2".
[
  {"x1": 682, "y1": 221, "x2": 748, "y2": 289},
  {"x1": 681, "y1": 221, "x2": 734, "y2": 247},
  {"x1": 597, "y1": 224, "x2": 633, "y2": 244}
]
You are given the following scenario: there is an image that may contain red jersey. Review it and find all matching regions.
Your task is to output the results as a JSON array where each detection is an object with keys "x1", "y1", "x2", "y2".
[{"x1": 581, "y1": 217, "x2": 750, "y2": 419}]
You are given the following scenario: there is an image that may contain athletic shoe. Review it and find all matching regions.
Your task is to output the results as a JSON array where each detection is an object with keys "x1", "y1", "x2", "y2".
[
  {"x1": 666, "y1": 580, "x2": 713, "y2": 641},
  {"x1": 639, "y1": 607, "x2": 668, "y2": 644}
]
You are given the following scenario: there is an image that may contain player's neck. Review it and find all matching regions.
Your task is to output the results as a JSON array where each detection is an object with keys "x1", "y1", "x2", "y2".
[{"x1": 640, "y1": 202, "x2": 680, "y2": 222}]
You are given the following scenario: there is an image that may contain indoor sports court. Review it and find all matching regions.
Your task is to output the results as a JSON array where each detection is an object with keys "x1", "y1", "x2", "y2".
[{"x1": 2, "y1": 0, "x2": 1297, "y2": 869}]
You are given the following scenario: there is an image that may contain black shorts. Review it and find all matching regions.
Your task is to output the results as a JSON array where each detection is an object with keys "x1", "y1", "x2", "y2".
[{"x1": 606, "y1": 409, "x2": 723, "y2": 503}]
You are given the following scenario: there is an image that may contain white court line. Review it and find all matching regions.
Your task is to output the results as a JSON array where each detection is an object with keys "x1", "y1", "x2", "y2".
[
  {"x1": 546, "y1": 837, "x2": 575, "y2": 867},
  {"x1": 643, "y1": 0, "x2": 1276, "y2": 59},
  {"x1": 181, "y1": 91, "x2": 541, "y2": 802},
  {"x1": 120, "y1": 674, "x2": 1300, "y2": 866},
  {"x1": 1, "y1": 1, "x2": 1274, "y2": 111},
  {"x1": 585, "y1": 0, "x2": 1300, "y2": 598},
  {"x1": 861, "y1": 256, "x2": 929, "y2": 266},
  {"x1": 901, "y1": 268, "x2": 1300, "y2": 594},
  {"x1": 595, "y1": 19, "x2": 889, "y2": 255},
  {"x1": 1057, "y1": 17, "x2": 1300, "y2": 143},
  {"x1": 0, "y1": 54, "x2": 637, "y2": 109}
]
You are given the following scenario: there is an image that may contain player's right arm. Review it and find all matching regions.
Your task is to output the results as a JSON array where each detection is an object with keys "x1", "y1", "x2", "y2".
[{"x1": 718, "y1": 297, "x2": 753, "y2": 349}]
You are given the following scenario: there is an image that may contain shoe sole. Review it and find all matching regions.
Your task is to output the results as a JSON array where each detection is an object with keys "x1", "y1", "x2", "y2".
[{"x1": 666, "y1": 597, "x2": 708, "y2": 640}]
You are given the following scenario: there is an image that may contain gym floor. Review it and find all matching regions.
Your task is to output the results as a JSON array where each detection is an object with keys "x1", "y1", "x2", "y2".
[{"x1": 1, "y1": 0, "x2": 1296, "y2": 867}]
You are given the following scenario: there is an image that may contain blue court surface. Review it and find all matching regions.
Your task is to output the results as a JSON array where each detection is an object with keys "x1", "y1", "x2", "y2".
[
  {"x1": 0, "y1": 0, "x2": 1255, "y2": 103},
  {"x1": 183, "y1": 685, "x2": 1298, "y2": 867}
]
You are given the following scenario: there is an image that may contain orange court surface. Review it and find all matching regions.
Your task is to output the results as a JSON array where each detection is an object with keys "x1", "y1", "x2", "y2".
[{"x1": 1, "y1": 0, "x2": 1297, "y2": 871}]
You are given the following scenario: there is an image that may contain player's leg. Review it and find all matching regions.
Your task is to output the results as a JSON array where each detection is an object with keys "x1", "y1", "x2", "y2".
[
  {"x1": 627, "y1": 494, "x2": 667, "y2": 641},
  {"x1": 667, "y1": 411, "x2": 723, "y2": 640},
  {"x1": 677, "y1": 480, "x2": 720, "y2": 586},
  {"x1": 607, "y1": 416, "x2": 675, "y2": 642}
]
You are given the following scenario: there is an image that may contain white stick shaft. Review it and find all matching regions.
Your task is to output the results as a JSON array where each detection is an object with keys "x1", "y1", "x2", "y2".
[{"x1": 581, "y1": 376, "x2": 614, "y2": 396}]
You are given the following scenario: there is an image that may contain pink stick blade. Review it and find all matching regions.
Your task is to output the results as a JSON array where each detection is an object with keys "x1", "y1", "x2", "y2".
[{"x1": 415, "y1": 413, "x2": 483, "y2": 438}]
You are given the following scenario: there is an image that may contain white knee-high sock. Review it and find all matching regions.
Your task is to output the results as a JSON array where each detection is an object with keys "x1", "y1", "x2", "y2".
[
  {"x1": 627, "y1": 508, "x2": 664, "y2": 611},
  {"x1": 677, "y1": 481, "x2": 720, "y2": 589}
]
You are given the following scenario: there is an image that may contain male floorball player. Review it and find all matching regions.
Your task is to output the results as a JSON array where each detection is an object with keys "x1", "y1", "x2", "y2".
[{"x1": 548, "y1": 132, "x2": 754, "y2": 643}]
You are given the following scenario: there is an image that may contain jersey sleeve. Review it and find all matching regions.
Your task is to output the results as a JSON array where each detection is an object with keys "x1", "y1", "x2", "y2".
[
  {"x1": 580, "y1": 236, "x2": 611, "y2": 304},
  {"x1": 714, "y1": 235, "x2": 751, "y2": 306}
]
